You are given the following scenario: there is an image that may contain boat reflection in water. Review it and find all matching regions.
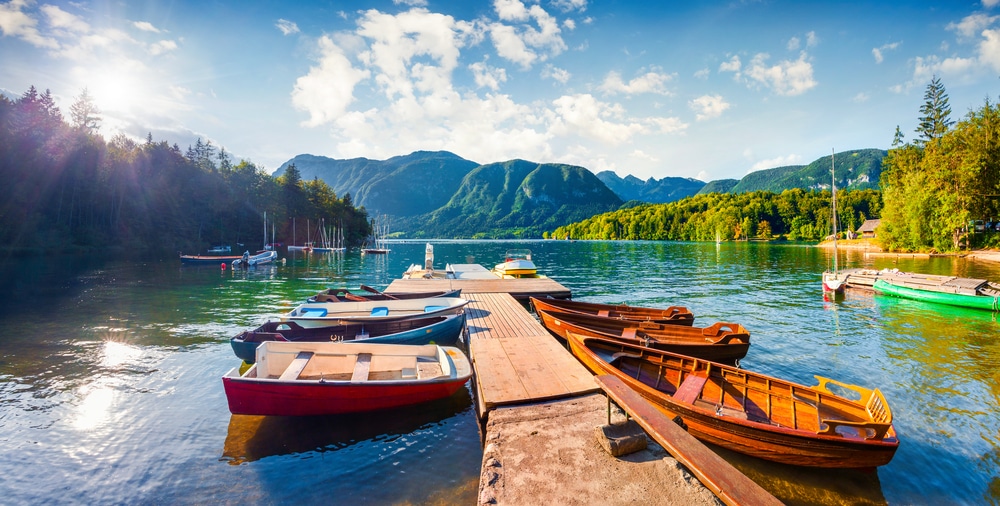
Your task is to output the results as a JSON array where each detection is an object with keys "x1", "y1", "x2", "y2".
[{"x1": 221, "y1": 385, "x2": 473, "y2": 465}]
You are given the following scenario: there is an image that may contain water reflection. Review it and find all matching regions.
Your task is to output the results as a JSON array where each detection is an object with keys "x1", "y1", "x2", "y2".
[{"x1": 221, "y1": 386, "x2": 474, "y2": 464}]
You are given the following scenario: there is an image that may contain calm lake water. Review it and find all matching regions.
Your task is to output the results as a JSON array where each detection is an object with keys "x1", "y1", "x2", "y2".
[{"x1": 1, "y1": 240, "x2": 998, "y2": 505}]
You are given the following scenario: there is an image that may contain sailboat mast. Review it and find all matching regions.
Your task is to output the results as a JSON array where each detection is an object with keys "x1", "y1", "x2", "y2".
[{"x1": 831, "y1": 149, "x2": 838, "y2": 274}]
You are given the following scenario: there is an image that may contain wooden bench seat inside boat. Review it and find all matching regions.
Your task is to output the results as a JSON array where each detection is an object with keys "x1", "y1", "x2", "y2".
[
  {"x1": 673, "y1": 372, "x2": 709, "y2": 404},
  {"x1": 279, "y1": 352, "x2": 314, "y2": 380}
]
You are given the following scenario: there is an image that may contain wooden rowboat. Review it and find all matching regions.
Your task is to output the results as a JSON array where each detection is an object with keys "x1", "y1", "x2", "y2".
[
  {"x1": 223, "y1": 341, "x2": 472, "y2": 416},
  {"x1": 530, "y1": 296, "x2": 694, "y2": 325},
  {"x1": 565, "y1": 330, "x2": 899, "y2": 468},
  {"x1": 536, "y1": 307, "x2": 749, "y2": 364},
  {"x1": 229, "y1": 313, "x2": 466, "y2": 363}
]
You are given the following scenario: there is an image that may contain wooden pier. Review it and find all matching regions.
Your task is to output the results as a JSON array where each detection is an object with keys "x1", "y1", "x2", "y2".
[{"x1": 389, "y1": 266, "x2": 779, "y2": 505}]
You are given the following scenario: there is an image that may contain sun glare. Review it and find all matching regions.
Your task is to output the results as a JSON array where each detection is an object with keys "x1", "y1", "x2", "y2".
[{"x1": 88, "y1": 68, "x2": 145, "y2": 115}]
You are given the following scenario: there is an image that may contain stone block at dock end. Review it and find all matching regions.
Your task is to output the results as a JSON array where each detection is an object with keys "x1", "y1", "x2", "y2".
[{"x1": 595, "y1": 420, "x2": 647, "y2": 457}]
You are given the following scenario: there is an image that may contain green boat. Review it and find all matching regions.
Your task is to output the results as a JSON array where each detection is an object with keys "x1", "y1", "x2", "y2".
[{"x1": 873, "y1": 278, "x2": 1000, "y2": 312}]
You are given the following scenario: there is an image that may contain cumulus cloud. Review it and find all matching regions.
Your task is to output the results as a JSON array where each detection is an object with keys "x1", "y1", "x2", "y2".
[
  {"x1": 394, "y1": 0, "x2": 428, "y2": 6},
  {"x1": 551, "y1": 0, "x2": 588, "y2": 12},
  {"x1": 719, "y1": 55, "x2": 741, "y2": 73},
  {"x1": 489, "y1": 0, "x2": 566, "y2": 69},
  {"x1": 0, "y1": 0, "x2": 59, "y2": 48},
  {"x1": 292, "y1": 36, "x2": 371, "y2": 127},
  {"x1": 41, "y1": 4, "x2": 88, "y2": 34},
  {"x1": 947, "y1": 13, "x2": 999, "y2": 39},
  {"x1": 541, "y1": 64, "x2": 571, "y2": 84},
  {"x1": 749, "y1": 154, "x2": 802, "y2": 173},
  {"x1": 470, "y1": 60, "x2": 507, "y2": 91},
  {"x1": 598, "y1": 70, "x2": 673, "y2": 95},
  {"x1": 276, "y1": 19, "x2": 299, "y2": 35},
  {"x1": 872, "y1": 42, "x2": 900, "y2": 64},
  {"x1": 149, "y1": 39, "x2": 178, "y2": 55},
  {"x1": 689, "y1": 94, "x2": 730, "y2": 121},
  {"x1": 743, "y1": 52, "x2": 816, "y2": 96},
  {"x1": 133, "y1": 21, "x2": 161, "y2": 33}
]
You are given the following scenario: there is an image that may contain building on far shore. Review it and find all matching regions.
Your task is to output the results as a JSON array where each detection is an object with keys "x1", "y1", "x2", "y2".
[{"x1": 858, "y1": 219, "x2": 880, "y2": 239}]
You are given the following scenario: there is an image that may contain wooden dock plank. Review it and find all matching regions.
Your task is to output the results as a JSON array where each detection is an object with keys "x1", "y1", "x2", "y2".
[
  {"x1": 465, "y1": 292, "x2": 598, "y2": 414},
  {"x1": 595, "y1": 375, "x2": 782, "y2": 506}
]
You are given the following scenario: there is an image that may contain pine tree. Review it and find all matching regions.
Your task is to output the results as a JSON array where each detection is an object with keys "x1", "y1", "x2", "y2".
[
  {"x1": 915, "y1": 76, "x2": 954, "y2": 145},
  {"x1": 70, "y1": 87, "x2": 101, "y2": 133},
  {"x1": 892, "y1": 125, "x2": 905, "y2": 147}
]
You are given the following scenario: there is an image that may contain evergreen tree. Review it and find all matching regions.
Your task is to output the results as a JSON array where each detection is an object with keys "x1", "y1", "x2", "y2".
[
  {"x1": 915, "y1": 76, "x2": 954, "y2": 145},
  {"x1": 70, "y1": 87, "x2": 101, "y2": 133},
  {"x1": 892, "y1": 125, "x2": 905, "y2": 147}
]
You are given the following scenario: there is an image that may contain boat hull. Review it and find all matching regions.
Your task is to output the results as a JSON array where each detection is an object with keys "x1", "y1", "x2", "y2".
[
  {"x1": 180, "y1": 254, "x2": 243, "y2": 265},
  {"x1": 283, "y1": 297, "x2": 469, "y2": 328},
  {"x1": 530, "y1": 296, "x2": 694, "y2": 325},
  {"x1": 874, "y1": 279, "x2": 999, "y2": 311},
  {"x1": 223, "y1": 375, "x2": 470, "y2": 416},
  {"x1": 230, "y1": 314, "x2": 466, "y2": 363},
  {"x1": 536, "y1": 308, "x2": 749, "y2": 364},
  {"x1": 308, "y1": 288, "x2": 461, "y2": 303},
  {"x1": 566, "y1": 332, "x2": 899, "y2": 468}
]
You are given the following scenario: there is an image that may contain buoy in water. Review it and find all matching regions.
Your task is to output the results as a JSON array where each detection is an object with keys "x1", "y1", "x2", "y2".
[{"x1": 221, "y1": 262, "x2": 227, "y2": 270}]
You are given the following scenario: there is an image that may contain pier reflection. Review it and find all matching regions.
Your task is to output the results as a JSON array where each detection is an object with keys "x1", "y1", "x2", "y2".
[{"x1": 221, "y1": 385, "x2": 473, "y2": 464}]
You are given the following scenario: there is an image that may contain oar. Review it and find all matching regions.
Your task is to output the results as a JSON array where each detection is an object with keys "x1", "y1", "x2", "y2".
[{"x1": 360, "y1": 284, "x2": 398, "y2": 299}]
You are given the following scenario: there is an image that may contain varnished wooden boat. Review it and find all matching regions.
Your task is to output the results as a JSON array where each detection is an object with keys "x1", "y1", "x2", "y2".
[
  {"x1": 530, "y1": 296, "x2": 694, "y2": 325},
  {"x1": 535, "y1": 307, "x2": 749, "y2": 364},
  {"x1": 223, "y1": 341, "x2": 472, "y2": 416},
  {"x1": 565, "y1": 330, "x2": 899, "y2": 468}
]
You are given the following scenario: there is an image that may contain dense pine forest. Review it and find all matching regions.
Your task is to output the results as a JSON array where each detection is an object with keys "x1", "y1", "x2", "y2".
[{"x1": 0, "y1": 86, "x2": 370, "y2": 258}]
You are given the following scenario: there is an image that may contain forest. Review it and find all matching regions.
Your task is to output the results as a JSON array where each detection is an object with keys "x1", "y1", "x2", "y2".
[
  {"x1": 546, "y1": 188, "x2": 881, "y2": 242},
  {"x1": 0, "y1": 86, "x2": 370, "y2": 258}
]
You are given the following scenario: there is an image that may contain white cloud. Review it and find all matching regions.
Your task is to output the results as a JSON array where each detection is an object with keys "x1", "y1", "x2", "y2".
[
  {"x1": 551, "y1": 0, "x2": 588, "y2": 12},
  {"x1": 806, "y1": 31, "x2": 818, "y2": 47},
  {"x1": 149, "y1": 39, "x2": 177, "y2": 55},
  {"x1": 647, "y1": 116, "x2": 687, "y2": 134},
  {"x1": 693, "y1": 68, "x2": 710, "y2": 79},
  {"x1": 872, "y1": 42, "x2": 899, "y2": 64},
  {"x1": 541, "y1": 64, "x2": 570, "y2": 84},
  {"x1": 489, "y1": 0, "x2": 566, "y2": 69},
  {"x1": 292, "y1": 36, "x2": 371, "y2": 127},
  {"x1": 986, "y1": 0, "x2": 1000, "y2": 8},
  {"x1": 748, "y1": 154, "x2": 802, "y2": 173},
  {"x1": 394, "y1": 0, "x2": 429, "y2": 6},
  {"x1": 133, "y1": 21, "x2": 161, "y2": 33},
  {"x1": 598, "y1": 70, "x2": 673, "y2": 95},
  {"x1": 787, "y1": 36, "x2": 799, "y2": 51},
  {"x1": 947, "y1": 13, "x2": 999, "y2": 39},
  {"x1": 689, "y1": 94, "x2": 730, "y2": 121},
  {"x1": 853, "y1": 92, "x2": 869, "y2": 103},
  {"x1": 0, "y1": 0, "x2": 58, "y2": 49},
  {"x1": 470, "y1": 60, "x2": 507, "y2": 91},
  {"x1": 719, "y1": 55, "x2": 741, "y2": 73},
  {"x1": 276, "y1": 19, "x2": 299, "y2": 36},
  {"x1": 41, "y1": 4, "x2": 88, "y2": 34},
  {"x1": 550, "y1": 93, "x2": 645, "y2": 145},
  {"x1": 744, "y1": 52, "x2": 817, "y2": 96}
]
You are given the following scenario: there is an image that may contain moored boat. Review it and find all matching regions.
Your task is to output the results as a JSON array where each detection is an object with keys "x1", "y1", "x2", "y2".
[
  {"x1": 823, "y1": 149, "x2": 846, "y2": 295},
  {"x1": 493, "y1": 249, "x2": 537, "y2": 278},
  {"x1": 530, "y1": 296, "x2": 694, "y2": 325},
  {"x1": 232, "y1": 249, "x2": 277, "y2": 268},
  {"x1": 308, "y1": 286, "x2": 461, "y2": 303},
  {"x1": 222, "y1": 341, "x2": 472, "y2": 416},
  {"x1": 180, "y1": 253, "x2": 243, "y2": 265},
  {"x1": 282, "y1": 296, "x2": 469, "y2": 328},
  {"x1": 230, "y1": 313, "x2": 466, "y2": 363},
  {"x1": 565, "y1": 330, "x2": 899, "y2": 468},
  {"x1": 536, "y1": 307, "x2": 749, "y2": 364},
  {"x1": 873, "y1": 278, "x2": 1000, "y2": 311}
]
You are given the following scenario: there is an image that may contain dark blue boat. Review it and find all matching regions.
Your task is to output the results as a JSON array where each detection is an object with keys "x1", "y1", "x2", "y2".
[{"x1": 230, "y1": 313, "x2": 466, "y2": 363}]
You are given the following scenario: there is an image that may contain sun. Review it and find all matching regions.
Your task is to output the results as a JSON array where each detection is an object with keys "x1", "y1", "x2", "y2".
[{"x1": 86, "y1": 65, "x2": 146, "y2": 115}]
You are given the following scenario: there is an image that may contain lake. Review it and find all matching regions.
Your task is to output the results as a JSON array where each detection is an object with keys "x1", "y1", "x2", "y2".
[{"x1": 0, "y1": 240, "x2": 998, "y2": 505}]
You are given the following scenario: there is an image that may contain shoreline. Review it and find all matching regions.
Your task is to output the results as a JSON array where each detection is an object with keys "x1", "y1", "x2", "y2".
[{"x1": 816, "y1": 239, "x2": 1000, "y2": 263}]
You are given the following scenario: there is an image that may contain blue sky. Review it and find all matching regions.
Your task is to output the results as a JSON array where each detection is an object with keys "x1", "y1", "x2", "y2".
[{"x1": 2, "y1": 0, "x2": 999, "y2": 182}]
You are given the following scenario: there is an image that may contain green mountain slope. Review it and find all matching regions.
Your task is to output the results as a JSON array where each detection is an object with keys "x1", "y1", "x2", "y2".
[
  {"x1": 730, "y1": 148, "x2": 885, "y2": 193},
  {"x1": 595, "y1": 171, "x2": 705, "y2": 203}
]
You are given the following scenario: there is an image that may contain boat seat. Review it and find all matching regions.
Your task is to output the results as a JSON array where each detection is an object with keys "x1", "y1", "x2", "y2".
[
  {"x1": 424, "y1": 305, "x2": 445, "y2": 312},
  {"x1": 370, "y1": 307, "x2": 389, "y2": 317},
  {"x1": 279, "y1": 351, "x2": 314, "y2": 380},
  {"x1": 351, "y1": 353, "x2": 372, "y2": 381},
  {"x1": 597, "y1": 310, "x2": 610, "y2": 317},
  {"x1": 673, "y1": 373, "x2": 709, "y2": 404},
  {"x1": 620, "y1": 328, "x2": 637, "y2": 340},
  {"x1": 300, "y1": 308, "x2": 327, "y2": 317}
]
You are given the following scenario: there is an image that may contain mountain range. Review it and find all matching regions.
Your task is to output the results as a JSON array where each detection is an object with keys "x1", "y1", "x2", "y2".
[{"x1": 275, "y1": 148, "x2": 886, "y2": 238}]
